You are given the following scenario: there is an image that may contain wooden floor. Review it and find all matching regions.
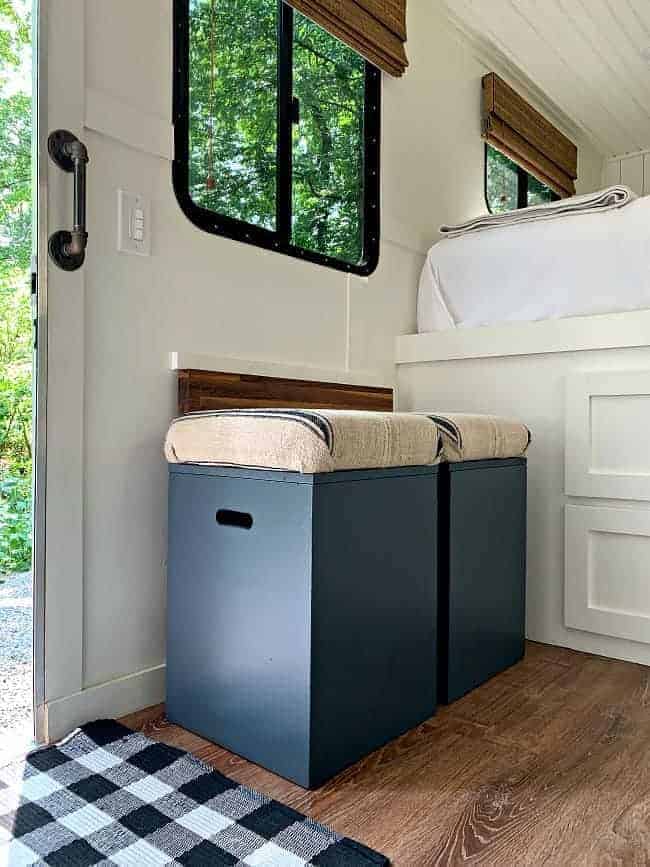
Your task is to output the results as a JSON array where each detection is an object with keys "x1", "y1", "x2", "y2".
[{"x1": 121, "y1": 642, "x2": 650, "y2": 865}]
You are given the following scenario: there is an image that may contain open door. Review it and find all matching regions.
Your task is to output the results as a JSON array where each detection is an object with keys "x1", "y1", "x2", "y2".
[
  {"x1": 34, "y1": 0, "x2": 87, "y2": 742},
  {"x1": 0, "y1": 0, "x2": 36, "y2": 760}
]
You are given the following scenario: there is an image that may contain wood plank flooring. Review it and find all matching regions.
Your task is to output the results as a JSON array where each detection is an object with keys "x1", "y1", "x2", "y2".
[{"x1": 120, "y1": 642, "x2": 650, "y2": 865}]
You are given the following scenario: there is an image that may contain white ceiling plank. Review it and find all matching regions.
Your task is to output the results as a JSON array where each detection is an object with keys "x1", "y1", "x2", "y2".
[
  {"x1": 513, "y1": 0, "x2": 643, "y2": 151},
  {"x1": 443, "y1": 0, "x2": 610, "y2": 154},
  {"x1": 585, "y1": 0, "x2": 650, "y2": 111},
  {"x1": 449, "y1": 0, "x2": 621, "y2": 152},
  {"x1": 626, "y1": 0, "x2": 650, "y2": 36},
  {"x1": 569, "y1": 0, "x2": 650, "y2": 125},
  {"x1": 440, "y1": 0, "x2": 650, "y2": 157},
  {"x1": 459, "y1": 0, "x2": 616, "y2": 150},
  {"x1": 605, "y1": 0, "x2": 649, "y2": 52}
]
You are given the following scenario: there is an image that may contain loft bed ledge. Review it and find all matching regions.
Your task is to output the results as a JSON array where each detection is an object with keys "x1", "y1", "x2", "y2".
[{"x1": 396, "y1": 308, "x2": 650, "y2": 364}]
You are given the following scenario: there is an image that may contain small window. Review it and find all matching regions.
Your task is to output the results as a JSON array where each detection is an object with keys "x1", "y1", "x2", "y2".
[
  {"x1": 173, "y1": 0, "x2": 381, "y2": 275},
  {"x1": 485, "y1": 144, "x2": 560, "y2": 214}
]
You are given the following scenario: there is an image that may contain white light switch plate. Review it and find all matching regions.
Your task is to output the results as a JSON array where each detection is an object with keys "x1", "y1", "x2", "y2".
[{"x1": 117, "y1": 189, "x2": 151, "y2": 256}]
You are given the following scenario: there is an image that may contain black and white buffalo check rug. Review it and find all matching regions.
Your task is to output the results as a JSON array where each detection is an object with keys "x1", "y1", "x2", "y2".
[{"x1": 0, "y1": 720, "x2": 389, "y2": 866}]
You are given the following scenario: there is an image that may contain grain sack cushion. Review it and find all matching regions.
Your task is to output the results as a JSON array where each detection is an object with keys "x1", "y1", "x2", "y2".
[
  {"x1": 165, "y1": 409, "x2": 443, "y2": 473},
  {"x1": 423, "y1": 412, "x2": 531, "y2": 462}
]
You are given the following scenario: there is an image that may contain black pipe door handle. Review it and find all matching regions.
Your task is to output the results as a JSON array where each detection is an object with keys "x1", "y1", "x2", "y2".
[{"x1": 48, "y1": 130, "x2": 89, "y2": 271}]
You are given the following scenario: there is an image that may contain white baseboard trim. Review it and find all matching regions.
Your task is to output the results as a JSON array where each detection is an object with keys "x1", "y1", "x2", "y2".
[
  {"x1": 529, "y1": 629, "x2": 650, "y2": 669},
  {"x1": 44, "y1": 664, "x2": 166, "y2": 743}
]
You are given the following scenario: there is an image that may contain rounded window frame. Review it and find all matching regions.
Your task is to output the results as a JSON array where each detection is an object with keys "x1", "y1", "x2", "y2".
[{"x1": 172, "y1": 0, "x2": 381, "y2": 276}]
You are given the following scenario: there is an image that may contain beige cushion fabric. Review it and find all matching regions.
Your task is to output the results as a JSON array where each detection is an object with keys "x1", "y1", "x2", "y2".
[
  {"x1": 422, "y1": 413, "x2": 530, "y2": 462},
  {"x1": 165, "y1": 409, "x2": 442, "y2": 474}
]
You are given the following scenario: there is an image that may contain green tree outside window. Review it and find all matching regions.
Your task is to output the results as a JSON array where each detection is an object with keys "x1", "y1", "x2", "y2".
[
  {"x1": 185, "y1": 0, "x2": 375, "y2": 270},
  {"x1": 0, "y1": 0, "x2": 33, "y2": 574},
  {"x1": 485, "y1": 144, "x2": 559, "y2": 214}
]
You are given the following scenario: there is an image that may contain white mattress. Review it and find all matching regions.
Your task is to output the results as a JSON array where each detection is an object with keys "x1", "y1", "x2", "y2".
[{"x1": 417, "y1": 195, "x2": 650, "y2": 333}]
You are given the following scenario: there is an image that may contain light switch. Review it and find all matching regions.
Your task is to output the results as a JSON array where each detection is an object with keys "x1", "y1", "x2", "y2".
[{"x1": 118, "y1": 189, "x2": 151, "y2": 256}]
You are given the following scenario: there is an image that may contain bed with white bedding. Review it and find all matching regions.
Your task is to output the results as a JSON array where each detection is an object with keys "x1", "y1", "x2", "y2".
[
  {"x1": 400, "y1": 188, "x2": 650, "y2": 673},
  {"x1": 417, "y1": 191, "x2": 650, "y2": 333}
]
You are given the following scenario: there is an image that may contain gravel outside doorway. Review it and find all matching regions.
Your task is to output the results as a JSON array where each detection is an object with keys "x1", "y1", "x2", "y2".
[{"x1": 0, "y1": 571, "x2": 32, "y2": 742}]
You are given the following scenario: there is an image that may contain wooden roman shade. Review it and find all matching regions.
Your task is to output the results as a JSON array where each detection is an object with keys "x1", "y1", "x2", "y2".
[
  {"x1": 286, "y1": 0, "x2": 408, "y2": 76},
  {"x1": 482, "y1": 73, "x2": 577, "y2": 197}
]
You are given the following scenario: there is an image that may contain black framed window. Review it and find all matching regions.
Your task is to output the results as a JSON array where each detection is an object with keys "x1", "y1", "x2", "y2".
[
  {"x1": 485, "y1": 144, "x2": 560, "y2": 214},
  {"x1": 173, "y1": 0, "x2": 381, "y2": 275}
]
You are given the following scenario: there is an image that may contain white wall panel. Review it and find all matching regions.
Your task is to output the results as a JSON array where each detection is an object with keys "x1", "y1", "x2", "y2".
[
  {"x1": 604, "y1": 149, "x2": 650, "y2": 195},
  {"x1": 603, "y1": 159, "x2": 621, "y2": 187},
  {"x1": 565, "y1": 504, "x2": 650, "y2": 645},
  {"x1": 620, "y1": 155, "x2": 645, "y2": 196},
  {"x1": 566, "y1": 370, "x2": 650, "y2": 501}
]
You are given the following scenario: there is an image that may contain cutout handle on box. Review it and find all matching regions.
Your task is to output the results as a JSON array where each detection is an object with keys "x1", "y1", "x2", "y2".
[{"x1": 216, "y1": 509, "x2": 253, "y2": 530}]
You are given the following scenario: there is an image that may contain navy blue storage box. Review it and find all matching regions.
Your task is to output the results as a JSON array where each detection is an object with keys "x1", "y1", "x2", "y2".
[
  {"x1": 438, "y1": 457, "x2": 527, "y2": 704},
  {"x1": 167, "y1": 463, "x2": 439, "y2": 789}
]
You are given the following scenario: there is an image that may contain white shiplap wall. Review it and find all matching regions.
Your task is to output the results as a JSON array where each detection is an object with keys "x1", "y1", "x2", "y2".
[{"x1": 604, "y1": 149, "x2": 650, "y2": 195}]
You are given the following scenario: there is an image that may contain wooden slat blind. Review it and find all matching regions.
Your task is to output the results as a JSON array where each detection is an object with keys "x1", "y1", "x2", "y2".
[
  {"x1": 482, "y1": 73, "x2": 577, "y2": 197},
  {"x1": 286, "y1": 0, "x2": 408, "y2": 76}
]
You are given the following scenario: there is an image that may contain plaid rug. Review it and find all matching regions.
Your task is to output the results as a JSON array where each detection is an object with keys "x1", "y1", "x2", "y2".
[{"x1": 0, "y1": 720, "x2": 388, "y2": 866}]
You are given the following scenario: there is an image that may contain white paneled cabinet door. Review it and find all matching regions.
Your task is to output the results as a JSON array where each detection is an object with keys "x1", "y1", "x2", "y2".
[
  {"x1": 566, "y1": 370, "x2": 650, "y2": 501},
  {"x1": 566, "y1": 505, "x2": 650, "y2": 644},
  {"x1": 35, "y1": 0, "x2": 86, "y2": 740},
  {"x1": 565, "y1": 369, "x2": 650, "y2": 649}
]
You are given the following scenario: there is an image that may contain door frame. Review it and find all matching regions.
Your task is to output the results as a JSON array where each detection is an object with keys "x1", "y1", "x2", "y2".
[
  {"x1": 34, "y1": 0, "x2": 86, "y2": 742},
  {"x1": 32, "y1": 0, "x2": 47, "y2": 740}
]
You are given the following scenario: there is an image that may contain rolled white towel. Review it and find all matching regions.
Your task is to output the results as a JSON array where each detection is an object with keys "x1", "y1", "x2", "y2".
[{"x1": 440, "y1": 185, "x2": 636, "y2": 240}]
